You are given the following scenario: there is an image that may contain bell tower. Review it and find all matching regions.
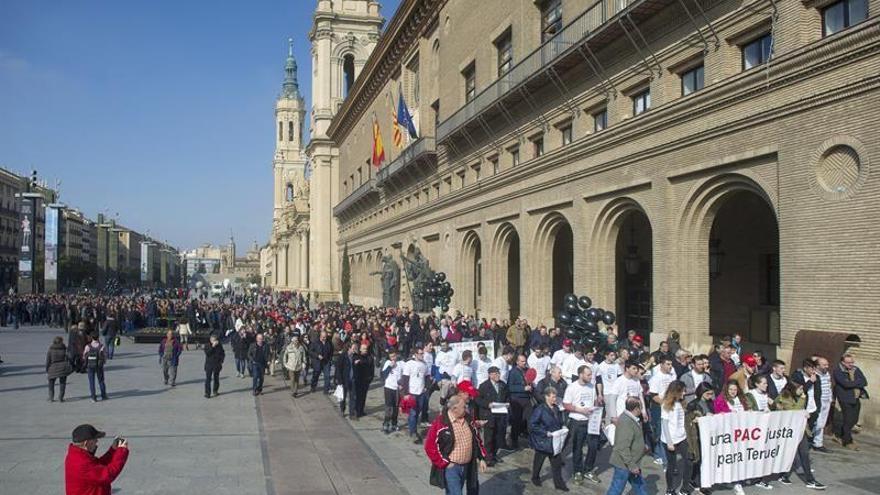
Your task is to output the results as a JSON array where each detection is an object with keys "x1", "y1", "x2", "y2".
[
  {"x1": 273, "y1": 38, "x2": 307, "y2": 224},
  {"x1": 307, "y1": 0, "x2": 383, "y2": 300}
]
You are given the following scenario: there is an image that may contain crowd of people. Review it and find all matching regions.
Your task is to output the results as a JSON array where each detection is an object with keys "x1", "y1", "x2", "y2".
[{"x1": 2, "y1": 290, "x2": 869, "y2": 495}]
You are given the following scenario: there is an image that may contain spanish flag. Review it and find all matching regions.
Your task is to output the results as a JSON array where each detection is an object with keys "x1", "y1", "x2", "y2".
[{"x1": 371, "y1": 116, "x2": 385, "y2": 169}]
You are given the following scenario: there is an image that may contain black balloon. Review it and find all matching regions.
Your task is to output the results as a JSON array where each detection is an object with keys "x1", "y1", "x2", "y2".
[
  {"x1": 578, "y1": 296, "x2": 592, "y2": 309},
  {"x1": 572, "y1": 315, "x2": 586, "y2": 329},
  {"x1": 586, "y1": 308, "x2": 600, "y2": 321},
  {"x1": 584, "y1": 320, "x2": 599, "y2": 333},
  {"x1": 448, "y1": 288, "x2": 454, "y2": 297},
  {"x1": 564, "y1": 293, "x2": 577, "y2": 305},
  {"x1": 557, "y1": 312, "x2": 572, "y2": 325},
  {"x1": 564, "y1": 328, "x2": 579, "y2": 339},
  {"x1": 602, "y1": 311, "x2": 616, "y2": 325},
  {"x1": 565, "y1": 302, "x2": 579, "y2": 314},
  {"x1": 437, "y1": 272, "x2": 446, "y2": 282},
  {"x1": 442, "y1": 305, "x2": 449, "y2": 312}
]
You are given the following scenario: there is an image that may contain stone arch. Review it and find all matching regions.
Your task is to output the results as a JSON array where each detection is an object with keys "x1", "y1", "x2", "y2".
[
  {"x1": 532, "y1": 211, "x2": 575, "y2": 323},
  {"x1": 674, "y1": 173, "x2": 780, "y2": 350},
  {"x1": 459, "y1": 231, "x2": 482, "y2": 315},
  {"x1": 588, "y1": 197, "x2": 654, "y2": 336},
  {"x1": 491, "y1": 222, "x2": 521, "y2": 322}
]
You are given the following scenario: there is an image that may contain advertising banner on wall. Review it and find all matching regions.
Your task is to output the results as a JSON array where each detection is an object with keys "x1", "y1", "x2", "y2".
[
  {"x1": 44, "y1": 206, "x2": 59, "y2": 282},
  {"x1": 18, "y1": 197, "x2": 34, "y2": 279},
  {"x1": 698, "y1": 410, "x2": 807, "y2": 487},
  {"x1": 141, "y1": 242, "x2": 150, "y2": 283}
]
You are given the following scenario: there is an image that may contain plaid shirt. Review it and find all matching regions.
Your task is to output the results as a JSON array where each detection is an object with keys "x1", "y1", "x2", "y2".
[{"x1": 448, "y1": 415, "x2": 473, "y2": 464}]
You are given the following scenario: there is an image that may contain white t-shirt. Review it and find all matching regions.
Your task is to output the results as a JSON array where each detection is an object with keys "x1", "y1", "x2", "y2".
[
  {"x1": 597, "y1": 360, "x2": 623, "y2": 388},
  {"x1": 527, "y1": 353, "x2": 551, "y2": 385},
  {"x1": 475, "y1": 356, "x2": 493, "y2": 386},
  {"x1": 729, "y1": 396, "x2": 745, "y2": 412},
  {"x1": 435, "y1": 349, "x2": 458, "y2": 377},
  {"x1": 550, "y1": 349, "x2": 570, "y2": 368},
  {"x1": 423, "y1": 351, "x2": 435, "y2": 370},
  {"x1": 661, "y1": 402, "x2": 686, "y2": 445},
  {"x1": 562, "y1": 354, "x2": 589, "y2": 384},
  {"x1": 492, "y1": 356, "x2": 511, "y2": 383},
  {"x1": 770, "y1": 375, "x2": 787, "y2": 395},
  {"x1": 748, "y1": 390, "x2": 770, "y2": 412},
  {"x1": 648, "y1": 368, "x2": 677, "y2": 400},
  {"x1": 403, "y1": 359, "x2": 428, "y2": 395},
  {"x1": 382, "y1": 360, "x2": 403, "y2": 390},
  {"x1": 452, "y1": 362, "x2": 474, "y2": 384},
  {"x1": 611, "y1": 374, "x2": 644, "y2": 416},
  {"x1": 563, "y1": 380, "x2": 598, "y2": 421}
]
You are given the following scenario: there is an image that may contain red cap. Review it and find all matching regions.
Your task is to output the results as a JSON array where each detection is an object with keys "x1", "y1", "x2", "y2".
[
  {"x1": 742, "y1": 354, "x2": 757, "y2": 367},
  {"x1": 563, "y1": 339, "x2": 573, "y2": 346},
  {"x1": 457, "y1": 380, "x2": 479, "y2": 398},
  {"x1": 632, "y1": 335, "x2": 643, "y2": 343}
]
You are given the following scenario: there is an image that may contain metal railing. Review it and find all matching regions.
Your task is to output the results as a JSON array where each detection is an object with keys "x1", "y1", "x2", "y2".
[
  {"x1": 437, "y1": 0, "x2": 636, "y2": 141},
  {"x1": 333, "y1": 178, "x2": 377, "y2": 217},
  {"x1": 376, "y1": 137, "x2": 436, "y2": 185}
]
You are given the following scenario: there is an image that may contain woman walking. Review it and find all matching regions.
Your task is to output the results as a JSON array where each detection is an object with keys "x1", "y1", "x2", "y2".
[
  {"x1": 46, "y1": 336, "x2": 72, "y2": 402},
  {"x1": 685, "y1": 383, "x2": 715, "y2": 494},
  {"x1": 661, "y1": 381, "x2": 689, "y2": 495},
  {"x1": 773, "y1": 378, "x2": 827, "y2": 490},
  {"x1": 528, "y1": 387, "x2": 568, "y2": 491},
  {"x1": 713, "y1": 380, "x2": 750, "y2": 495}
]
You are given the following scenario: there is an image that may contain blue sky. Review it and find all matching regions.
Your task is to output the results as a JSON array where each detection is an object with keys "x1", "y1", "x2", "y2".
[{"x1": 0, "y1": 0, "x2": 400, "y2": 250}]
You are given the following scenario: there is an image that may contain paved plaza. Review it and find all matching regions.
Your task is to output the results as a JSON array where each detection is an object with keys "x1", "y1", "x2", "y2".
[{"x1": 1, "y1": 327, "x2": 878, "y2": 495}]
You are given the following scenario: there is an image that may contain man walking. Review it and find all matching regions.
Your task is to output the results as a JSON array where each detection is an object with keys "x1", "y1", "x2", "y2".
[
  {"x1": 381, "y1": 350, "x2": 403, "y2": 433},
  {"x1": 65, "y1": 424, "x2": 129, "y2": 495},
  {"x1": 352, "y1": 343, "x2": 375, "y2": 418},
  {"x1": 475, "y1": 366, "x2": 509, "y2": 466},
  {"x1": 101, "y1": 312, "x2": 120, "y2": 360},
  {"x1": 564, "y1": 364, "x2": 602, "y2": 485},
  {"x1": 424, "y1": 394, "x2": 488, "y2": 495},
  {"x1": 507, "y1": 354, "x2": 532, "y2": 450},
  {"x1": 335, "y1": 342, "x2": 356, "y2": 416},
  {"x1": 203, "y1": 334, "x2": 225, "y2": 398},
  {"x1": 812, "y1": 355, "x2": 833, "y2": 452},
  {"x1": 401, "y1": 345, "x2": 429, "y2": 443},
  {"x1": 833, "y1": 353, "x2": 868, "y2": 450},
  {"x1": 309, "y1": 330, "x2": 333, "y2": 393},
  {"x1": 248, "y1": 333, "x2": 271, "y2": 396},
  {"x1": 158, "y1": 330, "x2": 182, "y2": 387},
  {"x1": 83, "y1": 334, "x2": 108, "y2": 402},
  {"x1": 607, "y1": 398, "x2": 647, "y2": 495},
  {"x1": 282, "y1": 332, "x2": 307, "y2": 397}
]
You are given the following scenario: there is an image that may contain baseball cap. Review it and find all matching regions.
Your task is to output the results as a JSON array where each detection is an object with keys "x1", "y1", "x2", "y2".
[
  {"x1": 71, "y1": 424, "x2": 106, "y2": 443},
  {"x1": 488, "y1": 366, "x2": 500, "y2": 374},
  {"x1": 632, "y1": 335, "x2": 644, "y2": 343},
  {"x1": 742, "y1": 354, "x2": 757, "y2": 367},
  {"x1": 457, "y1": 380, "x2": 479, "y2": 398},
  {"x1": 562, "y1": 339, "x2": 573, "y2": 346}
]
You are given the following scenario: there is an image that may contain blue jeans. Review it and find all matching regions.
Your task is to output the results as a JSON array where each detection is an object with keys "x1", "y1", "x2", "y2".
[
  {"x1": 104, "y1": 336, "x2": 115, "y2": 359},
  {"x1": 408, "y1": 392, "x2": 425, "y2": 436},
  {"x1": 444, "y1": 463, "x2": 467, "y2": 495},
  {"x1": 251, "y1": 363, "x2": 265, "y2": 392},
  {"x1": 87, "y1": 367, "x2": 106, "y2": 399},
  {"x1": 606, "y1": 467, "x2": 647, "y2": 495},
  {"x1": 569, "y1": 419, "x2": 600, "y2": 473},
  {"x1": 312, "y1": 362, "x2": 331, "y2": 392},
  {"x1": 235, "y1": 358, "x2": 248, "y2": 375},
  {"x1": 649, "y1": 402, "x2": 667, "y2": 464}
]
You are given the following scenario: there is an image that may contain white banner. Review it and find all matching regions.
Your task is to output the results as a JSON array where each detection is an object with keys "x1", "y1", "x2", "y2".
[
  {"x1": 449, "y1": 340, "x2": 494, "y2": 363},
  {"x1": 698, "y1": 410, "x2": 807, "y2": 487}
]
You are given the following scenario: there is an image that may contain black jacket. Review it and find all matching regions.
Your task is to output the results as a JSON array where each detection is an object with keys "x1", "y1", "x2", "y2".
[
  {"x1": 353, "y1": 353, "x2": 374, "y2": 386},
  {"x1": 204, "y1": 343, "x2": 225, "y2": 372},
  {"x1": 335, "y1": 352, "x2": 355, "y2": 385},
  {"x1": 310, "y1": 339, "x2": 333, "y2": 364},
  {"x1": 475, "y1": 379, "x2": 509, "y2": 420},
  {"x1": 248, "y1": 342, "x2": 270, "y2": 367},
  {"x1": 833, "y1": 364, "x2": 868, "y2": 405},
  {"x1": 534, "y1": 376, "x2": 567, "y2": 406},
  {"x1": 767, "y1": 374, "x2": 788, "y2": 400}
]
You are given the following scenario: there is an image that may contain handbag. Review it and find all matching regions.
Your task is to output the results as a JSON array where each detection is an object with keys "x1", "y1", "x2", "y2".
[{"x1": 333, "y1": 384, "x2": 345, "y2": 402}]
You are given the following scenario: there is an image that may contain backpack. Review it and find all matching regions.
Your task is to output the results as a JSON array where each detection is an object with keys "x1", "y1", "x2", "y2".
[{"x1": 86, "y1": 345, "x2": 104, "y2": 369}]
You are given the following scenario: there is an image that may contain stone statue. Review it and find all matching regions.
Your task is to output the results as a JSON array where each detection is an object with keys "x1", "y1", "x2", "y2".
[
  {"x1": 401, "y1": 247, "x2": 432, "y2": 312},
  {"x1": 370, "y1": 254, "x2": 400, "y2": 307}
]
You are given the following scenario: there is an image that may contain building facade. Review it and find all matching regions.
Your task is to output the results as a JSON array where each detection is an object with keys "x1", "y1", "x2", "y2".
[{"x1": 328, "y1": 0, "x2": 880, "y2": 421}]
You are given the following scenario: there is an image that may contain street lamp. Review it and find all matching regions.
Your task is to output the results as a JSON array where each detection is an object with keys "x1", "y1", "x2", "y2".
[{"x1": 709, "y1": 238, "x2": 725, "y2": 279}]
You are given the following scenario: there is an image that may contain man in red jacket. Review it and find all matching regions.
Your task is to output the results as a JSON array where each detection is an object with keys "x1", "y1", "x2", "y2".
[{"x1": 65, "y1": 424, "x2": 129, "y2": 495}]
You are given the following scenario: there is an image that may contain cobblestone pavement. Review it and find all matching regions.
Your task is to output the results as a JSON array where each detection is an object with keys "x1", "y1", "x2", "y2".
[{"x1": 2, "y1": 327, "x2": 877, "y2": 495}]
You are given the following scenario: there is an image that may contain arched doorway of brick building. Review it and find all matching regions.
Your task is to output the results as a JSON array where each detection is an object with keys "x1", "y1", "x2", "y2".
[
  {"x1": 709, "y1": 190, "x2": 780, "y2": 347},
  {"x1": 551, "y1": 222, "x2": 574, "y2": 318},
  {"x1": 615, "y1": 210, "x2": 653, "y2": 339},
  {"x1": 495, "y1": 223, "x2": 521, "y2": 322}
]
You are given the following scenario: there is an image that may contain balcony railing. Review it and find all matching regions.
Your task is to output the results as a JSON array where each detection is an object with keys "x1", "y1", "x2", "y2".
[
  {"x1": 437, "y1": 0, "x2": 640, "y2": 142},
  {"x1": 333, "y1": 178, "x2": 377, "y2": 218},
  {"x1": 375, "y1": 137, "x2": 436, "y2": 186}
]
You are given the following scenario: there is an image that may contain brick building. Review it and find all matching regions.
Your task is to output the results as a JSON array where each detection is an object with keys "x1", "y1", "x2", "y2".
[{"x1": 326, "y1": 0, "x2": 880, "y2": 423}]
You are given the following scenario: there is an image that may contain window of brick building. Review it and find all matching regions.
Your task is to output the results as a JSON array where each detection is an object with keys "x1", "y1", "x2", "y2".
[
  {"x1": 510, "y1": 147, "x2": 520, "y2": 167},
  {"x1": 496, "y1": 29, "x2": 513, "y2": 77},
  {"x1": 463, "y1": 63, "x2": 476, "y2": 103},
  {"x1": 681, "y1": 64, "x2": 704, "y2": 96},
  {"x1": 540, "y1": 0, "x2": 563, "y2": 42},
  {"x1": 742, "y1": 33, "x2": 773, "y2": 70},
  {"x1": 823, "y1": 0, "x2": 868, "y2": 36},
  {"x1": 532, "y1": 135, "x2": 544, "y2": 158},
  {"x1": 593, "y1": 109, "x2": 608, "y2": 131},
  {"x1": 560, "y1": 124, "x2": 573, "y2": 146},
  {"x1": 632, "y1": 88, "x2": 651, "y2": 116}
]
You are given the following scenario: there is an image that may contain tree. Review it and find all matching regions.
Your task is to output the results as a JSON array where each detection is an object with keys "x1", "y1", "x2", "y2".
[{"x1": 341, "y1": 243, "x2": 351, "y2": 305}]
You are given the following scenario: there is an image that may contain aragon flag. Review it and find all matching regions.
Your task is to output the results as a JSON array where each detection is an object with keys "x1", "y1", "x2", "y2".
[{"x1": 371, "y1": 116, "x2": 385, "y2": 169}]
